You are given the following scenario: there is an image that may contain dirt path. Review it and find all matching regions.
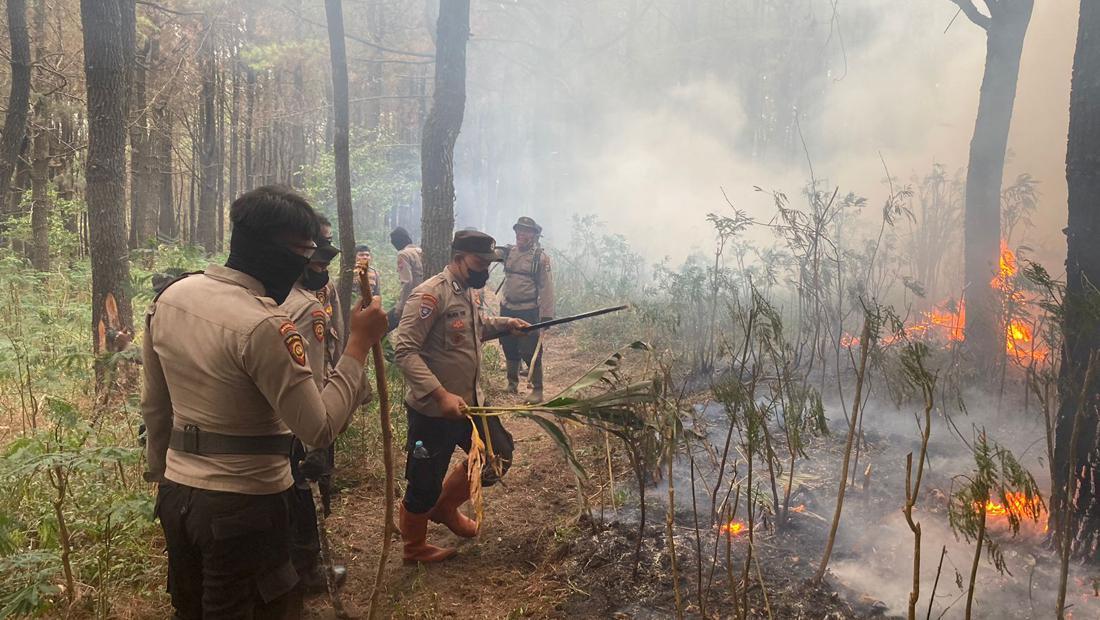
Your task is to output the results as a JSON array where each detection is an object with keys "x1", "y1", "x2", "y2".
[{"x1": 311, "y1": 332, "x2": 595, "y2": 619}]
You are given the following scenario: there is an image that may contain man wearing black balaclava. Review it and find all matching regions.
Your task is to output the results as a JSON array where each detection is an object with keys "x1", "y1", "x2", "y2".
[
  {"x1": 281, "y1": 234, "x2": 348, "y2": 594},
  {"x1": 141, "y1": 185, "x2": 388, "y2": 618}
]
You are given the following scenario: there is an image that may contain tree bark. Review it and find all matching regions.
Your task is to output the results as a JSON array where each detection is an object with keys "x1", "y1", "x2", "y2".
[
  {"x1": 197, "y1": 47, "x2": 219, "y2": 253},
  {"x1": 128, "y1": 38, "x2": 154, "y2": 249},
  {"x1": 30, "y1": 98, "x2": 49, "y2": 271},
  {"x1": 228, "y1": 59, "x2": 240, "y2": 205},
  {"x1": 420, "y1": 0, "x2": 470, "y2": 277},
  {"x1": 28, "y1": 0, "x2": 49, "y2": 270},
  {"x1": 154, "y1": 102, "x2": 176, "y2": 240},
  {"x1": 0, "y1": 0, "x2": 31, "y2": 212},
  {"x1": 81, "y1": 0, "x2": 135, "y2": 366},
  {"x1": 326, "y1": 0, "x2": 355, "y2": 328},
  {"x1": 957, "y1": 0, "x2": 1034, "y2": 361},
  {"x1": 1055, "y1": 0, "x2": 1100, "y2": 564},
  {"x1": 244, "y1": 67, "x2": 255, "y2": 191}
]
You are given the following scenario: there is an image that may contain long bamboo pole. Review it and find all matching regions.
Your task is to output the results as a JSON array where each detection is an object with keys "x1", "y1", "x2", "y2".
[{"x1": 361, "y1": 259, "x2": 395, "y2": 620}]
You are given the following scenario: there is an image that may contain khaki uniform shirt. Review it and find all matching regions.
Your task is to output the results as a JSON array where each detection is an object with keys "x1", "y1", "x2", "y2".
[
  {"x1": 393, "y1": 266, "x2": 511, "y2": 417},
  {"x1": 141, "y1": 264, "x2": 369, "y2": 495},
  {"x1": 283, "y1": 283, "x2": 329, "y2": 385},
  {"x1": 396, "y1": 244, "x2": 425, "y2": 318},
  {"x1": 315, "y1": 281, "x2": 344, "y2": 369},
  {"x1": 502, "y1": 245, "x2": 555, "y2": 319}
]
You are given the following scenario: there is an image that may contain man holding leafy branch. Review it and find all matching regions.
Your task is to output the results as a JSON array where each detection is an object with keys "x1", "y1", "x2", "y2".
[{"x1": 392, "y1": 230, "x2": 530, "y2": 563}]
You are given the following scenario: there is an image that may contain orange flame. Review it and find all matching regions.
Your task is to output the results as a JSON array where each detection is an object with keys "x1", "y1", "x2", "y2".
[
  {"x1": 791, "y1": 504, "x2": 806, "y2": 513},
  {"x1": 980, "y1": 492, "x2": 1049, "y2": 533},
  {"x1": 840, "y1": 242, "x2": 1049, "y2": 363},
  {"x1": 720, "y1": 520, "x2": 746, "y2": 537}
]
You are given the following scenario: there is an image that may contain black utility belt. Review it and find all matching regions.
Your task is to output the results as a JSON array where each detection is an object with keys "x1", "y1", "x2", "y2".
[{"x1": 169, "y1": 425, "x2": 294, "y2": 456}]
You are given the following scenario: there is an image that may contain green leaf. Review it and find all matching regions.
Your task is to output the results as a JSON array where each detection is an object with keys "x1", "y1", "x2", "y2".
[{"x1": 517, "y1": 413, "x2": 589, "y2": 481}]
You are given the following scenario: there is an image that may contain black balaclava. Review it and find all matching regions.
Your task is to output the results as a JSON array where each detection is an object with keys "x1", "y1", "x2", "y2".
[
  {"x1": 302, "y1": 268, "x2": 330, "y2": 291},
  {"x1": 225, "y1": 225, "x2": 309, "y2": 304},
  {"x1": 390, "y1": 226, "x2": 413, "y2": 251}
]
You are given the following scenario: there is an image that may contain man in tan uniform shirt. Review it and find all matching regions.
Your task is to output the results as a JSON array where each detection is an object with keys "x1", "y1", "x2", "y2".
[
  {"x1": 390, "y1": 226, "x2": 424, "y2": 326},
  {"x1": 142, "y1": 186, "x2": 387, "y2": 618},
  {"x1": 281, "y1": 236, "x2": 348, "y2": 593},
  {"x1": 315, "y1": 214, "x2": 344, "y2": 366},
  {"x1": 500, "y1": 216, "x2": 555, "y2": 403},
  {"x1": 392, "y1": 230, "x2": 529, "y2": 562}
]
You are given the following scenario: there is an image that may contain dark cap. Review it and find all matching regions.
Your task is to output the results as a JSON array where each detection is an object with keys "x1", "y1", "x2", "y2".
[
  {"x1": 312, "y1": 238, "x2": 340, "y2": 263},
  {"x1": 513, "y1": 216, "x2": 542, "y2": 234},
  {"x1": 452, "y1": 229, "x2": 502, "y2": 262}
]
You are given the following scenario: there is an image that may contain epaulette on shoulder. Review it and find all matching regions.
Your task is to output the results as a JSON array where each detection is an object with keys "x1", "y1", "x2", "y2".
[{"x1": 152, "y1": 271, "x2": 203, "y2": 302}]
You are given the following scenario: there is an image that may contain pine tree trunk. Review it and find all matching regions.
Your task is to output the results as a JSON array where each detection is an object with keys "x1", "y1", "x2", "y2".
[
  {"x1": 1055, "y1": 0, "x2": 1100, "y2": 564},
  {"x1": 216, "y1": 62, "x2": 226, "y2": 252},
  {"x1": 229, "y1": 59, "x2": 240, "y2": 204},
  {"x1": 197, "y1": 49, "x2": 218, "y2": 253},
  {"x1": 326, "y1": 0, "x2": 355, "y2": 325},
  {"x1": 960, "y1": 0, "x2": 1034, "y2": 362},
  {"x1": 154, "y1": 103, "x2": 176, "y2": 240},
  {"x1": 28, "y1": 0, "x2": 49, "y2": 270},
  {"x1": 244, "y1": 67, "x2": 255, "y2": 191},
  {"x1": 0, "y1": 0, "x2": 31, "y2": 211},
  {"x1": 128, "y1": 38, "x2": 151, "y2": 249},
  {"x1": 80, "y1": 0, "x2": 135, "y2": 366},
  {"x1": 420, "y1": 0, "x2": 470, "y2": 277},
  {"x1": 30, "y1": 98, "x2": 49, "y2": 271}
]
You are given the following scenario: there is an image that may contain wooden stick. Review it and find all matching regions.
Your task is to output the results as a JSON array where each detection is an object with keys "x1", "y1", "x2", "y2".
[{"x1": 360, "y1": 259, "x2": 395, "y2": 620}]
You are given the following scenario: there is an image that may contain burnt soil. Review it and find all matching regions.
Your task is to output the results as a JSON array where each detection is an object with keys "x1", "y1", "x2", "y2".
[{"x1": 306, "y1": 331, "x2": 891, "y2": 620}]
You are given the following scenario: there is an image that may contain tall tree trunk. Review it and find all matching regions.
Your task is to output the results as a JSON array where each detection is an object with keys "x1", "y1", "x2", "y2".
[
  {"x1": 154, "y1": 103, "x2": 176, "y2": 240},
  {"x1": 216, "y1": 60, "x2": 226, "y2": 251},
  {"x1": 0, "y1": 0, "x2": 31, "y2": 213},
  {"x1": 128, "y1": 38, "x2": 151, "y2": 249},
  {"x1": 326, "y1": 0, "x2": 355, "y2": 326},
  {"x1": 244, "y1": 67, "x2": 255, "y2": 191},
  {"x1": 28, "y1": 0, "x2": 48, "y2": 270},
  {"x1": 1055, "y1": 0, "x2": 1100, "y2": 564},
  {"x1": 420, "y1": 0, "x2": 470, "y2": 277},
  {"x1": 228, "y1": 59, "x2": 240, "y2": 204},
  {"x1": 30, "y1": 98, "x2": 50, "y2": 271},
  {"x1": 954, "y1": 0, "x2": 1034, "y2": 361},
  {"x1": 81, "y1": 0, "x2": 135, "y2": 368},
  {"x1": 197, "y1": 49, "x2": 218, "y2": 253}
]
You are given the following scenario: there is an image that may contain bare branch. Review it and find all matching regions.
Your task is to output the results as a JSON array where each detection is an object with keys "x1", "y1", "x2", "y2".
[{"x1": 949, "y1": 0, "x2": 992, "y2": 30}]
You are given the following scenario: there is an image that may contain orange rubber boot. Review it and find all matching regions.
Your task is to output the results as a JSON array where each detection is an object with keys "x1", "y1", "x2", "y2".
[
  {"x1": 428, "y1": 465, "x2": 480, "y2": 538},
  {"x1": 400, "y1": 504, "x2": 456, "y2": 563}
]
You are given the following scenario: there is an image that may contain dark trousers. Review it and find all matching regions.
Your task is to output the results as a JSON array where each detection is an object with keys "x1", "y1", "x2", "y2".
[
  {"x1": 289, "y1": 439, "x2": 321, "y2": 581},
  {"x1": 155, "y1": 481, "x2": 300, "y2": 620},
  {"x1": 500, "y1": 307, "x2": 543, "y2": 388},
  {"x1": 402, "y1": 406, "x2": 514, "y2": 514}
]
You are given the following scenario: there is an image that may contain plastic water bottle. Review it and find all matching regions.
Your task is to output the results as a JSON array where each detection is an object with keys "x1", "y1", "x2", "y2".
[{"x1": 412, "y1": 440, "x2": 429, "y2": 459}]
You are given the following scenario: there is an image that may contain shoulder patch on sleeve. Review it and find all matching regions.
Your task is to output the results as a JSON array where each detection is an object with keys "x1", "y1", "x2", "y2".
[
  {"x1": 419, "y1": 294, "x2": 437, "y2": 320},
  {"x1": 284, "y1": 330, "x2": 307, "y2": 366},
  {"x1": 311, "y1": 310, "x2": 327, "y2": 343}
]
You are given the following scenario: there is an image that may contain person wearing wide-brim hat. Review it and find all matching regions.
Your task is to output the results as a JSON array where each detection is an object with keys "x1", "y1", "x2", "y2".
[{"x1": 498, "y1": 216, "x2": 555, "y2": 404}]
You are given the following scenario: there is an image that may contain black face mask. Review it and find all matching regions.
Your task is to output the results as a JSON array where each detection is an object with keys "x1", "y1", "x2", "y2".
[
  {"x1": 302, "y1": 268, "x2": 330, "y2": 292},
  {"x1": 466, "y1": 267, "x2": 490, "y2": 290},
  {"x1": 225, "y1": 226, "x2": 310, "y2": 304}
]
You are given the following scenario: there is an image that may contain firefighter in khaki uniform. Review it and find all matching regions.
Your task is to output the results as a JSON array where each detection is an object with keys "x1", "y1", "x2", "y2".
[
  {"x1": 390, "y1": 226, "x2": 425, "y2": 326},
  {"x1": 142, "y1": 186, "x2": 388, "y2": 618},
  {"x1": 280, "y1": 236, "x2": 347, "y2": 593},
  {"x1": 500, "y1": 216, "x2": 555, "y2": 404},
  {"x1": 392, "y1": 230, "x2": 530, "y2": 562},
  {"x1": 315, "y1": 214, "x2": 344, "y2": 366}
]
